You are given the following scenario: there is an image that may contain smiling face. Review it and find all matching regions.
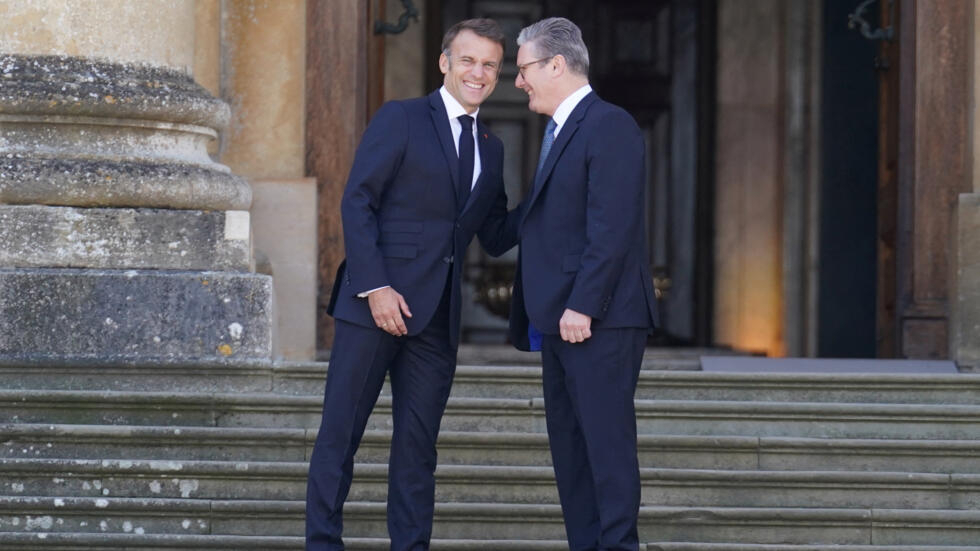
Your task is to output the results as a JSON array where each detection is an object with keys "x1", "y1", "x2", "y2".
[
  {"x1": 515, "y1": 41, "x2": 557, "y2": 116},
  {"x1": 439, "y1": 29, "x2": 504, "y2": 113}
]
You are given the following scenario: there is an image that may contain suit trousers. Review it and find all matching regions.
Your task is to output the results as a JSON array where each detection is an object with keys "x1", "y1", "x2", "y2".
[
  {"x1": 540, "y1": 328, "x2": 647, "y2": 551},
  {"x1": 306, "y1": 279, "x2": 455, "y2": 551}
]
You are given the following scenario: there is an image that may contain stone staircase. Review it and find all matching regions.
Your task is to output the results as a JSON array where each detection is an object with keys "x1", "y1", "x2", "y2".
[{"x1": 2, "y1": 351, "x2": 980, "y2": 549}]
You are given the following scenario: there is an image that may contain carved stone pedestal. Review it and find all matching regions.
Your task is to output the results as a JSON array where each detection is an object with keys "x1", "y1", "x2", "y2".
[{"x1": 0, "y1": 54, "x2": 272, "y2": 361}]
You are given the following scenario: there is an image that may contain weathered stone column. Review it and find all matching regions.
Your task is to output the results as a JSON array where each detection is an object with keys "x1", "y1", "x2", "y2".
[
  {"x1": 0, "y1": 1, "x2": 272, "y2": 361},
  {"x1": 953, "y1": 195, "x2": 980, "y2": 371},
  {"x1": 951, "y1": 0, "x2": 980, "y2": 370}
]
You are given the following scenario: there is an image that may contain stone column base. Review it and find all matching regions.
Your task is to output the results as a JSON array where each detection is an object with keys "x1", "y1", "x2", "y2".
[
  {"x1": 0, "y1": 205, "x2": 251, "y2": 271},
  {"x1": 0, "y1": 269, "x2": 273, "y2": 361}
]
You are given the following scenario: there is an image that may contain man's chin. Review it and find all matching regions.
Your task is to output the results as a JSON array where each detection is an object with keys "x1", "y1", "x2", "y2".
[{"x1": 466, "y1": 91, "x2": 490, "y2": 105}]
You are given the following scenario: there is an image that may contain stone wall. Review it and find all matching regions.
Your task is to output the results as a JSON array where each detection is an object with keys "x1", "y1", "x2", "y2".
[{"x1": 193, "y1": 0, "x2": 315, "y2": 360}]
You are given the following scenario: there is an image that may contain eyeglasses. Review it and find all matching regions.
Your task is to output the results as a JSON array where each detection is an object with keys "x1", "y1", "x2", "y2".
[{"x1": 517, "y1": 56, "x2": 553, "y2": 79}]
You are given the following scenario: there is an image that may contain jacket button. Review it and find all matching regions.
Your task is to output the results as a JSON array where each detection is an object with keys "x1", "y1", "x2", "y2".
[{"x1": 443, "y1": 256, "x2": 453, "y2": 264}]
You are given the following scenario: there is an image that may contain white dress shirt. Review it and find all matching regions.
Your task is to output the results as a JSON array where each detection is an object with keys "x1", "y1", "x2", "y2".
[
  {"x1": 550, "y1": 84, "x2": 593, "y2": 138},
  {"x1": 439, "y1": 85, "x2": 482, "y2": 189}
]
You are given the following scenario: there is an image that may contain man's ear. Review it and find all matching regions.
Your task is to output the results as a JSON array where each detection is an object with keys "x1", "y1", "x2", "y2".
[
  {"x1": 439, "y1": 53, "x2": 450, "y2": 75},
  {"x1": 551, "y1": 55, "x2": 567, "y2": 77}
]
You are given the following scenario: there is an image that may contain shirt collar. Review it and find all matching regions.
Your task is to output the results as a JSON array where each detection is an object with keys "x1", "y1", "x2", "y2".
[
  {"x1": 440, "y1": 86, "x2": 479, "y2": 123},
  {"x1": 551, "y1": 84, "x2": 592, "y2": 135}
]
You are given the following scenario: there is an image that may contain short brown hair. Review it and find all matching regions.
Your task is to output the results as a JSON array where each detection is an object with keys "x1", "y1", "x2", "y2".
[{"x1": 441, "y1": 18, "x2": 505, "y2": 55}]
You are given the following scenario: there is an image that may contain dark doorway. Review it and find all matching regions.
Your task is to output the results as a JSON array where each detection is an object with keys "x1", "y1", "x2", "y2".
[
  {"x1": 429, "y1": 0, "x2": 717, "y2": 346},
  {"x1": 817, "y1": 0, "x2": 879, "y2": 357}
]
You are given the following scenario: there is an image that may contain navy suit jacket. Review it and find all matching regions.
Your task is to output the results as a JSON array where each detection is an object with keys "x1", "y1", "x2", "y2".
[
  {"x1": 509, "y1": 92, "x2": 659, "y2": 350},
  {"x1": 329, "y1": 90, "x2": 518, "y2": 348}
]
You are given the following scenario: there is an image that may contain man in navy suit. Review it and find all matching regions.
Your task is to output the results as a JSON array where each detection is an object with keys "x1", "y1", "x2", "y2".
[
  {"x1": 509, "y1": 17, "x2": 659, "y2": 551},
  {"x1": 306, "y1": 19, "x2": 518, "y2": 550}
]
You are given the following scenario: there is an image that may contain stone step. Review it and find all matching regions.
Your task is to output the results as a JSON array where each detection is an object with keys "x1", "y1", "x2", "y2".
[
  {"x1": 0, "y1": 532, "x2": 298, "y2": 551},
  {"x1": 0, "y1": 390, "x2": 534, "y2": 430},
  {"x1": 0, "y1": 424, "x2": 311, "y2": 462},
  {"x1": 0, "y1": 359, "x2": 283, "y2": 394},
  {"x1": 642, "y1": 371, "x2": 980, "y2": 404},
  {"x1": 340, "y1": 504, "x2": 980, "y2": 544},
  {"x1": 5, "y1": 458, "x2": 980, "y2": 510},
  {"x1": 5, "y1": 360, "x2": 979, "y2": 403},
  {"x1": 642, "y1": 507, "x2": 980, "y2": 546},
  {"x1": 454, "y1": 343, "x2": 708, "y2": 370},
  {"x1": 0, "y1": 361, "x2": 552, "y2": 397},
  {"x1": 644, "y1": 400, "x2": 980, "y2": 439},
  {"x1": 649, "y1": 546, "x2": 980, "y2": 551},
  {"x1": 0, "y1": 350, "x2": 699, "y2": 396},
  {"x1": 0, "y1": 458, "x2": 308, "y2": 502},
  {"x1": 4, "y1": 534, "x2": 980, "y2": 551},
  {"x1": 7, "y1": 424, "x2": 980, "y2": 474},
  {"x1": 283, "y1": 367, "x2": 980, "y2": 402},
  {"x1": 0, "y1": 533, "x2": 302, "y2": 550},
  {"x1": 0, "y1": 532, "x2": 574, "y2": 550},
  {"x1": 8, "y1": 391, "x2": 980, "y2": 439},
  {"x1": 4, "y1": 497, "x2": 980, "y2": 544},
  {"x1": 641, "y1": 468, "x2": 980, "y2": 509}
]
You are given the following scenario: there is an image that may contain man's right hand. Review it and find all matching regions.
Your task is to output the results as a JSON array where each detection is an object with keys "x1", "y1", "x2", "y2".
[{"x1": 367, "y1": 287, "x2": 413, "y2": 336}]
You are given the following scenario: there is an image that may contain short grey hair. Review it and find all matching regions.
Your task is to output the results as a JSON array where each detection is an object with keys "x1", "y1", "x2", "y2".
[{"x1": 516, "y1": 17, "x2": 590, "y2": 76}]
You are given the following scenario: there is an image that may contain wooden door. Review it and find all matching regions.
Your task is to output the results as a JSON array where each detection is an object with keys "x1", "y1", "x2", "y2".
[{"x1": 434, "y1": 0, "x2": 714, "y2": 345}]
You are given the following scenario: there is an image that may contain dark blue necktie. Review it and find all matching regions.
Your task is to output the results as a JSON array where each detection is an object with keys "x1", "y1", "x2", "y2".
[
  {"x1": 457, "y1": 114, "x2": 475, "y2": 210},
  {"x1": 535, "y1": 118, "x2": 558, "y2": 184}
]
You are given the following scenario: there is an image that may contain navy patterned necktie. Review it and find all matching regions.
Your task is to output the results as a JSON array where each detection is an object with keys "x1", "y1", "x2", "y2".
[
  {"x1": 457, "y1": 114, "x2": 475, "y2": 210},
  {"x1": 535, "y1": 118, "x2": 558, "y2": 184}
]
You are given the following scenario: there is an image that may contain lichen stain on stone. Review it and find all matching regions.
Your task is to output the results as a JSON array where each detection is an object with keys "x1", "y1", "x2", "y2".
[
  {"x1": 217, "y1": 343, "x2": 233, "y2": 356},
  {"x1": 178, "y1": 479, "x2": 199, "y2": 498},
  {"x1": 25, "y1": 515, "x2": 54, "y2": 530}
]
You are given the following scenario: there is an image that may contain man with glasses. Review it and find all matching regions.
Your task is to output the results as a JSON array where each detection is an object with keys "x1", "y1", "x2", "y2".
[
  {"x1": 508, "y1": 17, "x2": 659, "y2": 551},
  {"x1": 306, "y1": 18, "x2": 518, "y2": 551}
]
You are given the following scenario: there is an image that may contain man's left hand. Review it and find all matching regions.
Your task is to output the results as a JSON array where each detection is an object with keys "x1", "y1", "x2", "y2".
[{"x1": 559, "y1": 308, "x2": 592, "y2": 343}]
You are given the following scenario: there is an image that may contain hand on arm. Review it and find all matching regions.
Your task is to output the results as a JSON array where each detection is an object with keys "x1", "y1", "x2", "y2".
[{"x1": 477, "y1": 144, "x2": 522, "y2": 257}]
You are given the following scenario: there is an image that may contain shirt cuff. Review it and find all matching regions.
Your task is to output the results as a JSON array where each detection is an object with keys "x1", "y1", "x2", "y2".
[{"x1": 357, "y1": 285, "x2": 391, "y2": 298}]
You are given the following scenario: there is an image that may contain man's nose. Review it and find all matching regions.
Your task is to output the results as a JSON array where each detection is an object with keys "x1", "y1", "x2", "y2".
[{"x1": 515, "y1": 72, "x2": 524, "y2": 88}]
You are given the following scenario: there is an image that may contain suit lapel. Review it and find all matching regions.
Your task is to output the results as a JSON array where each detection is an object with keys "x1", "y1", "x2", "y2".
[
  {"x1": 520, "y1": 92, "x2": 597, "y2": 229},
  {"x1": 428, "y1": 91, "x2": 461, "y2": 204}
]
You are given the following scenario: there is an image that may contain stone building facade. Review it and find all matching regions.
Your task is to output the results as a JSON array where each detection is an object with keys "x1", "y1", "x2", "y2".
[{"x1": 2, "y1": 0, "x2": 979, "y2": 367}]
